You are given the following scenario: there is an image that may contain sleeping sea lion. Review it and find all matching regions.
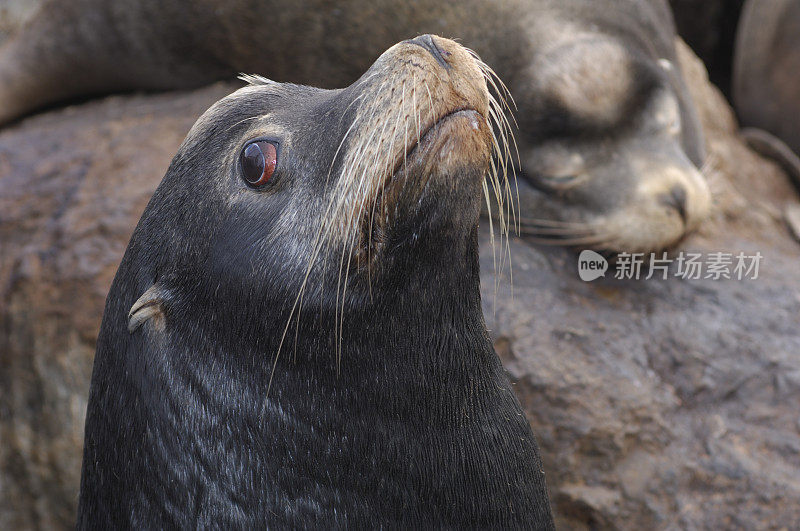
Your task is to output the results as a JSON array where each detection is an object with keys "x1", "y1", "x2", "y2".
[
  {"x1": 0, "y1": 0, "x2": 711, "y2": 253},
  {"x1": 734, "y1": 0, "x2": 800, "y2": 182}
]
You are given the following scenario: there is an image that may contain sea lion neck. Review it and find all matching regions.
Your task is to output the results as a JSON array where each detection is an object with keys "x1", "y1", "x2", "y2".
[
  {"x1": 185, "y1": 222, "x2": 489, "y2": 382},
  {"x1": 342, "y1": 225, "x2": 488, "y2": 368}
]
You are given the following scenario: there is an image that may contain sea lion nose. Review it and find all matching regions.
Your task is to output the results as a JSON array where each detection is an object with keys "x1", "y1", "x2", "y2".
[
  {"x1": 659, "y1": 184, "x2": 688, "y2": 224},
  {"x1": 406, "y1": 34, "x2": 452, "y2": 69}
]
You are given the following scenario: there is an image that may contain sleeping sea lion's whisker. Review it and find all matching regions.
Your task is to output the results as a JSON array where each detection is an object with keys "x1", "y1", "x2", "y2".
[
  {"x1": 700, "y1": 152, "x2": 719, "y2": 179},
  {"x1": 521, "y1": 234, "x2": 611, "y2": 247},
  {"x1": 517, "y1": 226, "x2": 597, "y2": 237},
  {"x1": 515, "y1": 216, "x2": 593, "y2": 228}
]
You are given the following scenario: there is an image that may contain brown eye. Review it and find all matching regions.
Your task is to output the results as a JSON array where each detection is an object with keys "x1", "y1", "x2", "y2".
[{"x1": 241, "y1": 141, "x2": 277, "y2": 186}]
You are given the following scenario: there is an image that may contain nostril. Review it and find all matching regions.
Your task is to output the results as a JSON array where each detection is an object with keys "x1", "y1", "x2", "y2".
[
  {"x1": 671, "y1": 185, "x2": 688, "y2": 221},
  {"x1": 659, "y1": 185, "x2": 688, "y2": 223},
  {"x1": 406, "y1": 34, "x2": 451, "y2": 69}
]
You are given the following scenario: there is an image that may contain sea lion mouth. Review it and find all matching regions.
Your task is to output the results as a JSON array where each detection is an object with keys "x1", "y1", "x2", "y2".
[
  {"x1": 413, "y1": 108, "x2": 484, "y2": 149},
  {"x1": 388, "y1": 107, "x2": 485, "y2": 181},
  {"x1": 382, "y1": 105, "x2": 487, "y2": 202},
  {"x1": 360, "y1": 108, "x2": 489, "y2": 261},
  {"x1": 303, "y1": 35, "x2": 513, "y2": 277}
]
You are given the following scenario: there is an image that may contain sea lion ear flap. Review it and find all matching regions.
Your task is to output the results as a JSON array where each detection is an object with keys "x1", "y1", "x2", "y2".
[{"x1": 128, "y1": 284, "x2": 172, "y2": 333}]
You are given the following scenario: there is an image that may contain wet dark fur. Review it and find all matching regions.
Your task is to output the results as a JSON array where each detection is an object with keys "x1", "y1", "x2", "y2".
[{"x1": 76, "y1": 46, "x2": 554, "y2": 528}]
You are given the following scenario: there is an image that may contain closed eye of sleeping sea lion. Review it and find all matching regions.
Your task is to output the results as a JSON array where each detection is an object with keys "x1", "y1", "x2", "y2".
[
  {"x1": 76, "y1": 35, "x2": 555, "y2": 528},
  {"x1": 0, "y1": 0, "x2": 710, "y2": 253}
]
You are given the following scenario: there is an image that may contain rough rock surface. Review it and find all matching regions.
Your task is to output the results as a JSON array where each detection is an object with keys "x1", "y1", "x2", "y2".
[
  {"x1": 0, "y1": 83, "x2": 237, "y2": 529},
  {"x1": 1, "y1": 49, "x2": 799, "y2": 530},
  {"x1": 482, "y1": 42, "x2": 800, "y2": 530}
]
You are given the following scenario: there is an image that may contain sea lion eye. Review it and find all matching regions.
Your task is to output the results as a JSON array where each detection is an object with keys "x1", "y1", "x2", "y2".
[
  {"x1": 525, "y1": 171, "x2": 587, "y2": 193},
  {"x1": 240, "y1": 141, "x2": 277, "y2": 186},
  {"x1": 525, "y1": 151, "x2": 587, "y2": 192}
]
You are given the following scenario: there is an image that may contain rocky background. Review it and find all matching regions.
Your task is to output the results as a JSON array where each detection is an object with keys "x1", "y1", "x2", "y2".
[
  {"x1": 1, "y1": 9, "x2": 799, "y2": 530},
  {"x1": 485, "y1": 43, "x2": 800, "y2": 529}
]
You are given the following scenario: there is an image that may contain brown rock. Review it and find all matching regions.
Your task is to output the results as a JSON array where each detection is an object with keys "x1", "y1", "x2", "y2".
[
  {"x1": 0, "y1": 83, "x2": 235, "y2": 529},
  {"x1": 475, "y1": 43, "x2": 800, "y2": 530}
]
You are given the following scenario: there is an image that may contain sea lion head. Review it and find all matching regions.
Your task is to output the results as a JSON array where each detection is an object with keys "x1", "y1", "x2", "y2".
[
  {"x1": 122, "y1": 35, "x2": 497, "y2": 341},
  {"x1": 513, "y1": 34, "x2": 711, "y2": 253},
  {"x1": 83, "y1": 37, "x2": 554, "y2": 525}
]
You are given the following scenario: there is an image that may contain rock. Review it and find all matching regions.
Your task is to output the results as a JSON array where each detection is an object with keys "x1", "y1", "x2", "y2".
[
  {"x1": 0, "y1": 83, "x2": 235, "y2": 529},
  {"x1": 1, "y1": 50, "x2": 800, "y2": 531},
  {"x1": 475, "y1": 43, "x2": 800, "y2": 530},
  {"x1": 482, "y1": 226, "x2": 800, "y2": 529}
]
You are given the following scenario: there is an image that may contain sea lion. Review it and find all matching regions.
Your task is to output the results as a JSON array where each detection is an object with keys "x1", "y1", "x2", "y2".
[
  {"x1": 507, "y1": 0, "x2": 711, "y2": 253},
  {"x1": 76, "y1": 36, "x2": 555, "y2": 528},
  {"x1": 0, "y1": 0, "x2": 41, "y2": 44},
  {"x1": 0, "y1": 0, "x2": 710, "y2": 253},
  {"x1": 734, "y1": 0, "x2": 800, "y2": 158},
  {"x1": 668, "y1": 0, "x2": 745, "y2": 96}
]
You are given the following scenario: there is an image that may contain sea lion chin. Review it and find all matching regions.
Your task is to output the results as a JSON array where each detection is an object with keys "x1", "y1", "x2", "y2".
[{"x1": 76, "y1": 35, "x2": 554, "y2": 528}]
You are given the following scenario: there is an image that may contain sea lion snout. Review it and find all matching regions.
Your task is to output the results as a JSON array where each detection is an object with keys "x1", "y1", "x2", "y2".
[
  {"x1": 514, "y1": 131, "x2": 712, "y2": 253},
  {"x1": 596, "y1": 145, "x2": 712, "y2": 252},
  {"x1": 405, "y1": 34, "x2": 453, "y2": 69},
  {"x1": 320, "y1": 35, "x2": 497, "y2": 263},
  {"x1": 658, "y1": 185, "x2": 689, "y2": 224},
  {"x1": 392, "y1": 34, "x2": 491, "y2": 119},
  {"x1": 510, "y1": 33, "x2": 710, "y2": 253}
]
